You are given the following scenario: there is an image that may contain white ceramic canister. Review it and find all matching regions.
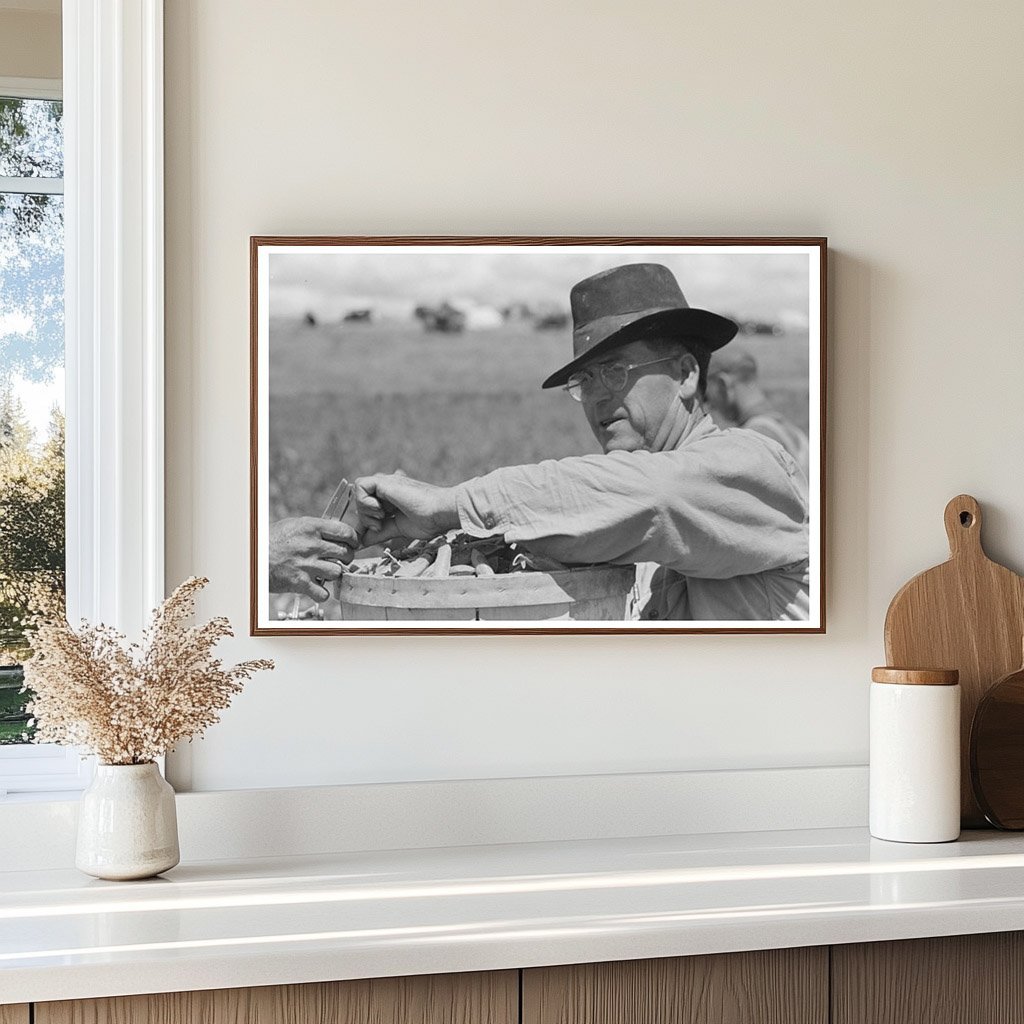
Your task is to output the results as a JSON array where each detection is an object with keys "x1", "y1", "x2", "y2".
[{"x1": 870, "y1": 667, "x2": 961, "y2": 843}]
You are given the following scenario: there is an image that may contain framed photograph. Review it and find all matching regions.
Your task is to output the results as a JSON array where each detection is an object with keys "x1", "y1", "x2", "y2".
[{"x1": 251, "y1": 236, "x2": 826, "y2": 635}]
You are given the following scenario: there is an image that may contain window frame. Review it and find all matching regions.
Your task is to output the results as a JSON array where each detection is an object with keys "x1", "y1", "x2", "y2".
[
  {"x1": 0, "y1": 76, "x2": 64, "y2": 194},
  {"x1": 0, "y1": 0, "x2": 165, "y2": 800},
  {"x1": 0, "y1": 74, "x2": 79, "y2": 796},
  {"x1": 0, "y1": 76, "x2": 61, "y2": 101}
]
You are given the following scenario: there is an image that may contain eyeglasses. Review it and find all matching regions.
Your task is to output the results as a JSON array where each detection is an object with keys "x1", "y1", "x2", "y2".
[{"x1": 563, "y1": 356, "x2": 676, "y2": 402}]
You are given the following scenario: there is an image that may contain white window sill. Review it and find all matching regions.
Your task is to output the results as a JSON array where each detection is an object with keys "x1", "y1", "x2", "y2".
[{"x1": 0, "y1": 789, "x2": 86, "y2": 804}]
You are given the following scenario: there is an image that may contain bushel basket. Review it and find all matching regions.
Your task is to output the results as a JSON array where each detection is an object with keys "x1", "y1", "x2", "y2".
[{"x1": 337, "y1": 564, "x2": 634, "y2": 622}]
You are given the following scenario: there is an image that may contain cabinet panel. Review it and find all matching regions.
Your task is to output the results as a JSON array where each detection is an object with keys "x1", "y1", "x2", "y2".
[
  {"x1": 523, "y1": 948, "x2": 828, "y2": 1024},
  {"x1": 36, "y1": 971, "x2": 517, "y2": 1024},
  {"x1": 0, "y1": 1007, "x2": 29, "y2": 1024},
  {"x1": 832, "y1": 932, "x2": 1024, "y2": 1024}
]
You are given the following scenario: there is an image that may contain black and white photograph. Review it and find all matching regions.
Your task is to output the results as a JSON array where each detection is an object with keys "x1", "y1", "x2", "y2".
[{"x1": 251, "y1": 238, "x2": 825, "y2": 634}]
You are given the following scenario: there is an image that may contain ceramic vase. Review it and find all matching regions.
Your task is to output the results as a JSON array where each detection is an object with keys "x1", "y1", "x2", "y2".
[{"x1": 75, "y1": 762, "x2": 180, "y2": 880}]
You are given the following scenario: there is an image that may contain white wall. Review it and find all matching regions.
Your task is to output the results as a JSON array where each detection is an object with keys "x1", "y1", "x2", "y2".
[{"x1": 163, "y1": 0, "x2": 1024, "y2": 791}]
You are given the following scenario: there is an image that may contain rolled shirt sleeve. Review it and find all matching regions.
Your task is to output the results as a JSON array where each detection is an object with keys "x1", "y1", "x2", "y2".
[{"x1": 455, "y1": 429, "x2": 808, "y2": 580}]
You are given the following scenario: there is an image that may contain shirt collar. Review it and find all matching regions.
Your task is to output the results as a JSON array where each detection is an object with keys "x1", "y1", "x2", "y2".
[{"x1": 650, "y1": 406, "x2": 721, "y2": 453}]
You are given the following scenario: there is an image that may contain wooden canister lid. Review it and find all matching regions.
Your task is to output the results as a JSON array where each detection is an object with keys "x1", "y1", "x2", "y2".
[{"x1": 871, "y1": 667, "x2": 960, "y2": 686}]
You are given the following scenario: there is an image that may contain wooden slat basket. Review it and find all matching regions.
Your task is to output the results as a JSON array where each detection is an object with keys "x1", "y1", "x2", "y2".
[{"x1": 337, "y1": 565, "x2": 635, "y2": 622}]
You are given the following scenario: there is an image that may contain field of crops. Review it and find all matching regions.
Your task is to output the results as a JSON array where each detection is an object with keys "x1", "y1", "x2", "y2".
[{"x1": 268, "y1": 319, "x2": 811, "y2": 522}]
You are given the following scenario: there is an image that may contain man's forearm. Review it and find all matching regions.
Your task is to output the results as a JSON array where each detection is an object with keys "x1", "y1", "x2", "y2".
[
  {"x1": 453, "y1": 443, "x2": 808, "y2": 577},
  {"x1": 432, "y1": 487, "x2": 461, "y2": 533}
]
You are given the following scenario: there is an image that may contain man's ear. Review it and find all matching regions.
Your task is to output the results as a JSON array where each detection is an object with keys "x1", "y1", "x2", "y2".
[{"x1": 678, "y1": 352, "x2": 701, "y2": 401}]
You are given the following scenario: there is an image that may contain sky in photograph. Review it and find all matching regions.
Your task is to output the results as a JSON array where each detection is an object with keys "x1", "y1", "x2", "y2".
[{"x1": 269, "y1": 249, "x2": 812, "y2": 327}]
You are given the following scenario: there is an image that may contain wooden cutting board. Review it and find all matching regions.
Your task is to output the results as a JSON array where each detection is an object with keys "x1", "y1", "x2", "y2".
[{"x1": 884, "y1": 494, "x2": 1024, "y2": 827}]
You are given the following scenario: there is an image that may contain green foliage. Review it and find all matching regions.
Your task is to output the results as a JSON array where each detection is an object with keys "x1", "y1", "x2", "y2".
[
  {"x1": 0, "y1": 664, "x2": 29, "y2": 743},
  {"x1": 0, "y1": 389, "x2": 65, "y2": 668},
  {"x1": 0, "y1": 96, "x2": 62, "y2": 183}
]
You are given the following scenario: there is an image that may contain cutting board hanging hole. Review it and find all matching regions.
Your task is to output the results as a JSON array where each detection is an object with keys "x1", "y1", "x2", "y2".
[{"x1": 944, "y1": 494, "x2": 982, "y2": 556}]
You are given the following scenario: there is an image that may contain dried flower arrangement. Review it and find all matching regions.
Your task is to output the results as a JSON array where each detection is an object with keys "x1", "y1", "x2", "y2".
[{"x1": 22, "y1": 577, "x2": 273, "y2": 765}]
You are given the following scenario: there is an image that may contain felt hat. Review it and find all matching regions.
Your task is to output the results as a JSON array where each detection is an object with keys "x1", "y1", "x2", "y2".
[{"x1": 541, "y1": 263, "x2": 738, "y2": 389}]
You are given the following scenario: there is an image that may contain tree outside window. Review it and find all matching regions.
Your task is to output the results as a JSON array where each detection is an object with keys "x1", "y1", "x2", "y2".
[{"x1": 0, "y1": 94, "x2": 65, "y2": 744}]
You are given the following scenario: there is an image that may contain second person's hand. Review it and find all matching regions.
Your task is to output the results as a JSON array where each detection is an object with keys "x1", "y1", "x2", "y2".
[
  {"x1": 268, "y1": 516, "x2": 359, "y2": 601},
  {"x1": 355, "y1": 473, "x2": 460, "y2": 545}
]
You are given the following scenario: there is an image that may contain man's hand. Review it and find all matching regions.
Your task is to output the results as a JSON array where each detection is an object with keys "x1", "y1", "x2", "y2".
[
  {"x1": 268, "y1": 516, "x2": 359, "y2": 601},
  {"x1": 355, "y1": 474, "x2": 459, "y2": 544}
]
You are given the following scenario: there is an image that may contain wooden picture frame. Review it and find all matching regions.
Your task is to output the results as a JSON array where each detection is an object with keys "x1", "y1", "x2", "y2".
[{"x1": 251, "y1": 236, "x2": 827, "y2": 635}]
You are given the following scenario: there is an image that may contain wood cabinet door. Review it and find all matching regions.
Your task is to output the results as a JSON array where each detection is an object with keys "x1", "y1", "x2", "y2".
[
  {"x1": 0, "y1": 1007, "x2": 29, "y2": 1024},
  {"x1": 832, "y1": 932, "x2": 1024, "y2": 1024},
  {"x1": 523, "y1": 949, "x2": 828, "y2": 1024},
  {"x1": 36, "y1": 971, "x2": 518, "y2": 1024}
]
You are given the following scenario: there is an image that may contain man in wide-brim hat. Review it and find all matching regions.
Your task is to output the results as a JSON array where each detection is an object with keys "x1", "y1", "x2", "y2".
[{"x1": 356, "y1": 262, "x2": 809, "y2": 622}]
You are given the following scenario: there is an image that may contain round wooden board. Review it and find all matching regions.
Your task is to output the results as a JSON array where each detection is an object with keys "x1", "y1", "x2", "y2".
[{"x1": 971, "y1": 663, "x2": 1024, "y2": 829}]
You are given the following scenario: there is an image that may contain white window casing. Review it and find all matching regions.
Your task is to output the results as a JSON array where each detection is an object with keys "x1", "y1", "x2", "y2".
[
  {"x1": 63, "y1": 0, "x2": 164, "y2": 633},
  {"x1": 0, "y1": 0, "x2": 165, "y2": 798}
]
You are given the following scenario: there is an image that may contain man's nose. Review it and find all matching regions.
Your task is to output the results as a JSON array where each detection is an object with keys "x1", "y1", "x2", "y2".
[{"x1": 584, "y1": 391, "x2": 613, "y2": 419}]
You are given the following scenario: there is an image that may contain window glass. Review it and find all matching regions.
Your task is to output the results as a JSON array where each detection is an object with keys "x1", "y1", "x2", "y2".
[{"x1": 0, "y1": 97, "x2": 65, "y2": 745}]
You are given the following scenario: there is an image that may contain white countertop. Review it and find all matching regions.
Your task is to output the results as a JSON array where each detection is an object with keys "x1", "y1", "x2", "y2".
[{"x1": 5, "y1": 826, "x2": 1024, "y2": 1004}]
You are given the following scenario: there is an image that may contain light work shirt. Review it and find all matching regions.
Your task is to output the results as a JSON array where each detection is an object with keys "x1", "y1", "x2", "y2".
[
  {"x1": 454, "y1": 414, "x2": 810, "y2": 621},
  {"x1": 741, "y1": 404, "x2": 811, "y2": 490}
]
